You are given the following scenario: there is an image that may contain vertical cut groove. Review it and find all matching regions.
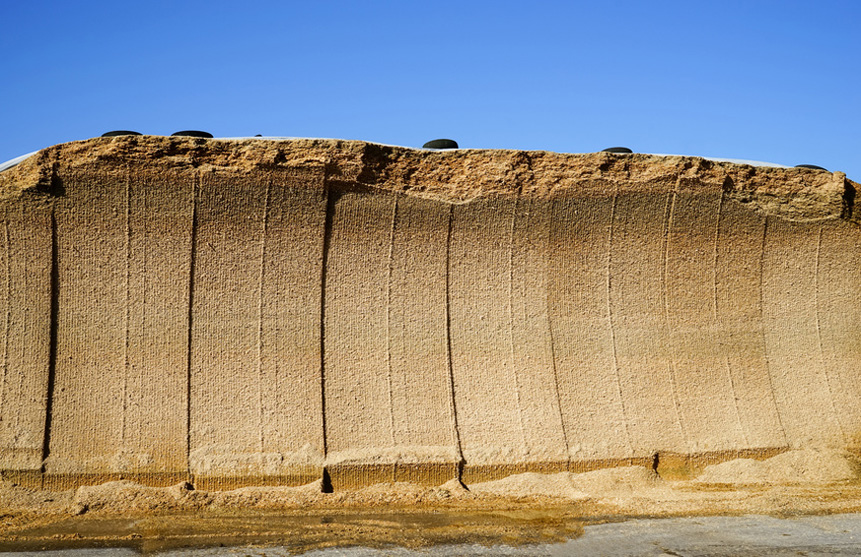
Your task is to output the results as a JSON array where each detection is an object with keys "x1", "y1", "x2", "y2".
[
  {"x1": 712, "y1": 191, "x2": 723, "y2": 322},
  {"x1": 319, "y1": 184, "x2": 335, "y2": 459},
  {"x1": 506, "y1": 197, "x2": 528, "y2": 455},
  {"x1": 1, "y1": 212, "x2": 10, "y2": 420},
  {"x1": 759, "y1": 217, "x2": 788, "y2": 446},
  {"x1": 661, "y1": 184, "x2": 690, "y2": 451},
  {"x1": 185, "y1": 174, "x2": 199, "y2": 476},
  {"x1": 606, "y1": 192, "x2": 634, "y2": 455},
  {"x1": 814, "y1": 225, "x2": 846, "y2": 443},
  {"x1": 19, "y1": 209, "x2": 27, "y2": 423},
  {"x1": 444, "y1": 204, "x2": 464, "y2": 474},
  {"x1": 256, "y1": 179, "x2": 271, "y2": 454},
  {"x1": 41, "y1": 209, "x2": 59, "y2": 473},
  {"x1": 121, "y1": 169, "x2": 131, "y2": 448},
  {"x1": 723, "y1": 352, "x2": 747, "y2": 446},
  {"x1": 713, "y1": 191, "x2": 747, "y2": 446},
  {"x1": 546, "y1": 200, "x2": 571, "y2": 464},
  {"x1": 384, "y1": 195, "x2": 398, "y2": 447},
  {"x1": 139, "y1": 170, "x2": 149, "y2": 448}
]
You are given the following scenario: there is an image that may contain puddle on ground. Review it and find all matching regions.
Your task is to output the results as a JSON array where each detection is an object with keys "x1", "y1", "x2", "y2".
[{"x1": 0, "y1": 508, "x2": 588, "y2": 554}]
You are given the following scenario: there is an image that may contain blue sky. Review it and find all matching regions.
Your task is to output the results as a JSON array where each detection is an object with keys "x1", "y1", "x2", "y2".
[{"x1": 3, "y1": 1, "x2": 860, "y2": 178}]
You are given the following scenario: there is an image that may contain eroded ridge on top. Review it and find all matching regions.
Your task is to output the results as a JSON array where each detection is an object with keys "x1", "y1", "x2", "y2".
[{"x1": 1, "y1": 137, "x2": 855, "y2": 223}]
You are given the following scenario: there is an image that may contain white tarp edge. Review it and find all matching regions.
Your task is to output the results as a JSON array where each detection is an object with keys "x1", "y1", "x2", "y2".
[{"x1": 0, "y1": 150, "x2": 40, "y2": 173}]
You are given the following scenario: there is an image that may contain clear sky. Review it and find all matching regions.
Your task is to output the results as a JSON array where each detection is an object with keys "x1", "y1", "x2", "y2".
[{"x1": 3, "y1": 1, "x2": 860, "y2": 178}]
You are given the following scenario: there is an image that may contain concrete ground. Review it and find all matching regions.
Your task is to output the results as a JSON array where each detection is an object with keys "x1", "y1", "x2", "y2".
[{"x1": 3, "y1": 514, "x2": 861, "y2": 556}]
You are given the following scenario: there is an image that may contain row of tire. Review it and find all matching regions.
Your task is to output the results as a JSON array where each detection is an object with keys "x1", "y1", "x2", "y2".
[
  {"x1": 98, "y1": 132, "x2": 827, "y2": 171},
  {"x1": 102, "y1": 130, "x2": 214, "y2": 139}
]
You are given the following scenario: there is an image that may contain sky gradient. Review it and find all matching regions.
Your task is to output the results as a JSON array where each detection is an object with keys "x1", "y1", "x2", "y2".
[{"x1": 2, "y1": 1, "x2": 859, "y2": 178}]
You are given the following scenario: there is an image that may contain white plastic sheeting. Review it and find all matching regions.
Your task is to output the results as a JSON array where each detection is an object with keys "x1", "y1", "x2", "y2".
[{"x1": 0, "y1": 150, "x2": 40, "y2": 173}]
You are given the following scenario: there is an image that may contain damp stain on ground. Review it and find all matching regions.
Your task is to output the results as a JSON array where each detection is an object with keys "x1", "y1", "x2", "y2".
[{"x1": 0, "y1": 507, "x2": 590, "y2": 554}]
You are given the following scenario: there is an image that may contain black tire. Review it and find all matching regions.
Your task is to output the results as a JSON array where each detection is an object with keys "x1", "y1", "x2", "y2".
[
  {"x1": 795, "y1": 164, "x2": 828, "y2": 171},
  {"x1": 101, "y1": 130, "x2": 142, "y2": 137},
  {"x1": 602, "y1": 147, "x2": 633, "y2": 154},
  {"x1": 171, "y1": 130, "x2": 213, "y2": 139},
  {"x1": 423, "y1": 139, "x2": 458, "y2": 149}
]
